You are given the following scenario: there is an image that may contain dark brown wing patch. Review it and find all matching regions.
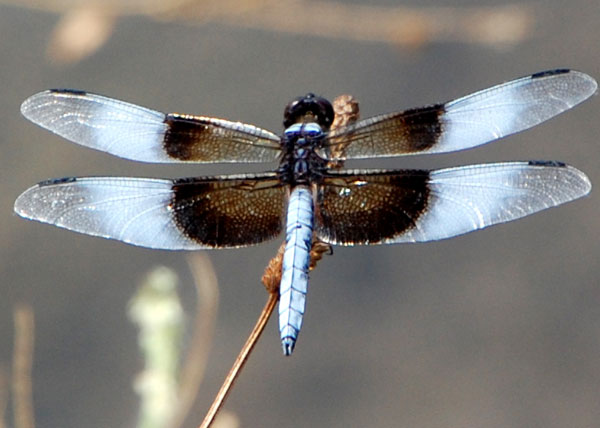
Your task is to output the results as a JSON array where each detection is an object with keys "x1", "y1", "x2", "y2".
[
  {"x1": 171, "y1": 174, "x2": 286, "y2": 247},
  {"x1": 314, "y1": 170, "x2": 430, "y2": 245},
  {"x1": 323, "y1": 104, "x2": 444, "y2": 160},
  {"x1": 164, "y1": 114, "x2": 281, "y2": 163}
]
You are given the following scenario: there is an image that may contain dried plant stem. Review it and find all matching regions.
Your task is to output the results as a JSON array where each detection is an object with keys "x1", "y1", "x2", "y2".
[
  {"x1": 198, "y1": 292, "x2": 278, "y2": 428},
  {"x1": 12, "y1": 305, "x2": 35, "y2": 428}
]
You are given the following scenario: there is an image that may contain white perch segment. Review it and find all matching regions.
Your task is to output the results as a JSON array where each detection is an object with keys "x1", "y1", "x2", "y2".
[{"x1": 279, "y1": 186, "x2": 314, "y2": 356}]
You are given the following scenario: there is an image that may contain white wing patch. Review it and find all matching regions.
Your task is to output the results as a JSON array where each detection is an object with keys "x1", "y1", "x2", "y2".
[
  {"x1": 435, "y1": 70, "x2": 596, "y2": 153},
  {"x1": 21, "y1": 91, "x2": 171, "y2": 162},
  {"x1": 388, "y1": 162, "x2": 591, "y2": 243},
  {"x1": 14, "y1": 177, "x2": 206, "y2": 250}
]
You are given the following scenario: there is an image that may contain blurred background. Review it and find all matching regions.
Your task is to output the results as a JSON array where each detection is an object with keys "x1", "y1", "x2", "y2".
[{"x1": 1, "y1": 0, "x2": 599, "y2": 427}]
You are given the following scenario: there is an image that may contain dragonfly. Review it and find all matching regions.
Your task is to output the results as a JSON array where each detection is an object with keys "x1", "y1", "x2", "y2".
[{"x1": 14, "y1": 69, "x2": 596, "y2": 355}]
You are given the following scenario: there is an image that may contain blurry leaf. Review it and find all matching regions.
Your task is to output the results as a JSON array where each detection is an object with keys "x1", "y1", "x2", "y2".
[
  {"x1": 129, "y1": 266, "x2": 184, "y2": 428},
  {"x1": 47, "y1": 5, "x2": 116, "y2": 64}
]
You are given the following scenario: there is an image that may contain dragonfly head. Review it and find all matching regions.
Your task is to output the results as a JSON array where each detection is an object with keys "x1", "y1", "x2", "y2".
[{"x1": 283, "y1": 93, "x2": 334, "y2": 131}]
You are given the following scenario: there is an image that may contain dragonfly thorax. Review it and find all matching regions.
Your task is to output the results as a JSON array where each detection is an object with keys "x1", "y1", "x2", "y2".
[{"x1": 279, "y1": 122, "x2": 327, "y2": 185}]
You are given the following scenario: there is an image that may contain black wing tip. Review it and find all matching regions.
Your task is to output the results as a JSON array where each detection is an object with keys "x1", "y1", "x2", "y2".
[
  {"x1": 23, "y1": 89, "x2": 89, "y2": 102},
  {"x1": 527, "y1": 160, "x2": 567, "y2": 168},
  {"x1": 38, "y1": 176, "x2": 78, "y2": 187},
  {"x1": 48, "y1": 88, "x2": 88, "y2": 96},
  {"x1": 531, "y1": 69, "x2": 571, "y2": 79}
]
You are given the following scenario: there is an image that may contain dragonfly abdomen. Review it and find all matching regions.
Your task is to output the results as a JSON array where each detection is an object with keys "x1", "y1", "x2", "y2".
[{"x1": 279, "y1": 185, "x2": 314, "y2": 356}]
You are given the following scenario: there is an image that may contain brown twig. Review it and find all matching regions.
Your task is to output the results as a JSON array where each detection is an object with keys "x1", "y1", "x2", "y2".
[
  {"x1": 198, "y1": 292, "x2": 278, "y2": 428},
  {"x1": 12, "y1": 305, "x2": 35, "y2": 428},
  {"x1": 328, "y1": 94, "x2": 360, "y2": 168}
]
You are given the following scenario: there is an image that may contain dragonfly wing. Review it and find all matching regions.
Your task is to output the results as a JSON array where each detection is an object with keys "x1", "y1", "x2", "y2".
[
  {"x1": 21, "y1": 90, "x2": 282, "y2": 163},
  {"x1": 315, "y1": 162, "x2": 591, "y2": 245},
  {"x1": 14, "y1": 173, "x2": 286, "y2": 249},
  {"x1": 323, "y1": 70, "x2": 597, "y2": 159}
]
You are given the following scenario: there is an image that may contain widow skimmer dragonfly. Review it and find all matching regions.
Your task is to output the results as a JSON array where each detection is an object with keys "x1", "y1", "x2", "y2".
[{"x1": 15, "y1": 69, "x2": 596, "y2": 355}]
